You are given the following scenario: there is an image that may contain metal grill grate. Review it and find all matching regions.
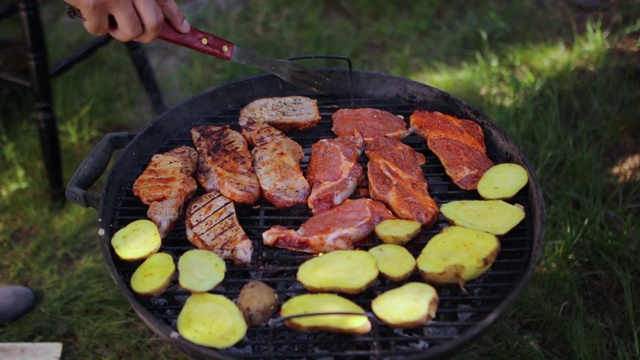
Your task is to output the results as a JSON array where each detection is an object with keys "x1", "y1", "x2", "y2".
[{"x1": 108, "y1": 95, "x2": 535, "y2": 359}]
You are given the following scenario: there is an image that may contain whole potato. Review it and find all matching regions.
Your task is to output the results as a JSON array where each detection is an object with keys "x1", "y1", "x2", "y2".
[{"x1": 236, "y1": 281, "x2": 279, "y2": 326}]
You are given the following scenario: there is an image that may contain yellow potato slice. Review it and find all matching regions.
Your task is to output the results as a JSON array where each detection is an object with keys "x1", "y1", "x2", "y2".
[
  {"x1": 371, "y1": 282, "x2": 439, "y2": 328},
  {"x1": 130, "y1": 252, "x2": 175, "y2": 296},
  {"x1": 368, "y1": 244, "x2": 416, "y2": 281},
  {"x1": 374, "y1": 219, "x2": 422, "y2": 245},
  {"x1": 280, "y1": 293, "x2": 371, "y2": 334},
  {"x1": 440, "y1": 199, "x2": 525, "y2": 235},
  {"x1": 111, "y1": 219, "x2": 162, "y2": 261},
  {"x1": 417, "y1": 226, "x2": 500, "y2": 289},
  {"x1": 477, "y1": 163, "x2": 529, "y2": 200},
  {"x1": 178, "y1": 249, "x2": 226, "y2": 293},
  {"x1": 177, "y1": 293, "x2": 247, "y2": 349},
  {"x1": 297, "y1": 250, "x2": 379, "y2": 294}
]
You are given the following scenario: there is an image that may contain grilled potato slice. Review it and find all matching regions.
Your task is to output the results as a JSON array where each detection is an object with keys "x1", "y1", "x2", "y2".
[
  {"x1": 374, "y1": 219, "x2": 422, "y2": 245},
  {"x1": 297, "y1": 250, "x2": 379, "y2": 294},
  {"x1": 417, "y1": 226, "x2": 500, "y2": 289},
  {"x1": 236, "y1": 281, "x2": 279, "y2": 326},
  {"x1": 477, "y1": 163, "x2": 529, "y2": 200},
  {"x1": 130, "y1": 252, "x2": 175, "y2": 296},
  {"x1": 368, "y1": 244, "x2": 416, "y2": 281},
  {"x1": 281, "y1": 293, "x2": 371, "y2": 334},
  {"x1": 371, "y1": 282, "x2": 439, "y2": 328},
  {"x1": 111, "y1": 219, "x2": 162, "y2": 261},
  {"x1": 177, "y1": 293, "x2": 247, "y2": 349},
  {"x1": 440, "y1": 199, "x2": 525, "y2": 235},
  {"x1": 178, "y1": 249, "x2": 226, "y2": 293}
]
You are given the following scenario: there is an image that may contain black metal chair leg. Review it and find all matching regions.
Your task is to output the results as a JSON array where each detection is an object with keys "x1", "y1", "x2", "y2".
[
  {"x1": 18, "y1": 0, "x2": 64, "y2": 202},
  {"x1": 125, "y1": 42, "x2": 167, "y2": 115}
]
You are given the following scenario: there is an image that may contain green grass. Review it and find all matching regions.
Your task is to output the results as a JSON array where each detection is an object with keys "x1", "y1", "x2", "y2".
[{"x1": 1, "y1": 0, "x2": 639, "y2": 359}]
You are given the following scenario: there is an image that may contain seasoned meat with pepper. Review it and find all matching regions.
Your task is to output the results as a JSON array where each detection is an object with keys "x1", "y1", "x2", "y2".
[{"x1": 239, "y1": 96, "x2": 321, "y2": 131}]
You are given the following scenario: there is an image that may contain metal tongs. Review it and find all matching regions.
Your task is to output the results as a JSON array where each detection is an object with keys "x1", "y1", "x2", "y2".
[{"x1": 66, "y1": 5, "x2": 330, "y2": 94}]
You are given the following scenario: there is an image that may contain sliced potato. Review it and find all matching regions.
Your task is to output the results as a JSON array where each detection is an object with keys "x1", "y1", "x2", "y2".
[
  {"x1": 178, "y1": 249, "x2": 226, "y2": 293},
  {"x1": 236, "y1": 280, "x2": 279, "y2": 326},
  {"x1": 477, "y1": 163, "x2": 529, "y2": 200},
  {"x1": 371, "y1": 282, "x2": 439, "y2": 328},
  {"x1": 297, "y1": 250, "x2": 379, "y2": 294},
  {"x1": 374, "y1": 219, "x2": 422, "y2": 245},
  {"x1": 280, "y1": 293, "x2": 371, "y2": 334},
  {"x1": 440, "y1": 199, "x2": 525, "y2": 235},
  {"x1": 417, "y1": 226, "x2": 500, "y2": 289},
  {"x1": 111, "y1": 219, "x2": 162, "y2": 261},
  {"x1": 177, "y1": 293, "x2": 247, "y2": 349},
  {"x1": 368, "y1": 244, "x2": 416, "y2": 281},
  {"x1": 130, "y1": 252, "x2": 175, "y2": 296}
]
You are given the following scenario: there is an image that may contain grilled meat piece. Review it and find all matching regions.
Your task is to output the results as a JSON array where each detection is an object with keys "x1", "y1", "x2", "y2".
[
  {"x1": 191, "y1": 125, "x2": 261, "y2": 204},
  {"x1": 185, "y1": 191, "x2": 253, "y2": 264},
  {"x1": 241, "y1": 120, "x2": 310, "y2": 208},
  {"x1": 262, "y1": 198, "x2": 395, "y2": 253},
  {"x1": 332, "y1": 108, "x2": 410, "y2": 142},
  {"x1": 306, "y1": 135, "x2": 365, "y2": 214},
  {"x1": 239, "y1": 96, "x2": 321, "y2": 131},
  {"x1": 133, "y1": 146, "x2": 198, "y2": 238},
  {"x1": 409, "y1": 110, "x2": 494, "y2": 190},
  {"x1": 365, "y1": 136, "x2": 439, "y2": 227}
]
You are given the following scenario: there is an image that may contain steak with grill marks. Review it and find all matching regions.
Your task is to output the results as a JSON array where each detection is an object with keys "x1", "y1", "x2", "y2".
[
  {"x1": 332, "y1": 108, "x2": 410, "y2": 143},
  {"x1": 191, "y1": 125, "x2": 261, "y2": 204},
  {"x1": 262, "y1": 198, "x2": 395, "y2": 253},
  {"x1": 132, "y1": 146, "x2": 198, "y2": 238},
  {"x1": 306, "y1": 135, "x2": 365, "y2": 214},
  {"x1": 241, "y1": 120, "x2": 310, "y2": 208},
  {"x1": 185, "y1": 191, "x2": 253, "y2": 264},
  {"x1": 409, "y1": 110, "x2": 494, "y2": 190},
  {"x1": 365, "y1": 136, "x2": 439, "y2": 227}
]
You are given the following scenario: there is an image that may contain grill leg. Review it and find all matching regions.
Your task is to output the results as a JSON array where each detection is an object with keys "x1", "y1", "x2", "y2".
[
  {"x1": 18, "y1": 0, "x2": 64, "y2": 202},
  {"x1": 125, "y1": 42, "x2": 167, "y2": 115}
]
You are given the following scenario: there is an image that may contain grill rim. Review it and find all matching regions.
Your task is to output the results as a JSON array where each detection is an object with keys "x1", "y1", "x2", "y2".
[{"x1": 78, "y1": 69, "x2": 545, "y2": 360}]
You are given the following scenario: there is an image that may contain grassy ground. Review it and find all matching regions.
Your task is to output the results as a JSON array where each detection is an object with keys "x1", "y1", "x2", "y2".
[{"x1": 1, "y1": 0, "x2": 639, "y2": 359}]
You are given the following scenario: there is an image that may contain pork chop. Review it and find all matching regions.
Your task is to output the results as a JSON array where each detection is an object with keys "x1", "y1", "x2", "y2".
[
  {"x1": 306, "y1": 135, "x2": 365, "y2": 214},
  {"x1": 191, "y1": 125, "x2": 261, "y2": 204},
  {"x1": 132, "y1": 146, "x2": 198, "y2": 238},
  {"x1": 185, "y1": 191, "x2": 253, "y2": 264},
  {"x1": 241, "y1": 120, "x2": 310, "y2": 208},
  {"x1": 365, "y1": 136, "x2": 439, "y2": 227},
  {"x1": 239, "y1": 96, "x2": 321, "y2": 131},
  {"x1": 409, "y1": 110, "x2": 494, "y2": 190},
  {"x1": 332, "y1": 108, "x2": 410, "y2": 142},
  {"x1": 262, "y1": 198, "x2": 395, "y2": 253}
]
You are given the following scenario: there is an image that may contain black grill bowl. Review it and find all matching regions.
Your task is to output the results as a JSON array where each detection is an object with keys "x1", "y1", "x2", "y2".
[{"x1": 66, "y1": 69, "x2": 545, "y2": 360}]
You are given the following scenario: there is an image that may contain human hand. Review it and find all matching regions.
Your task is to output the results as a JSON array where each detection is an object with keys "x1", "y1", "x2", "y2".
[{"x1": 64, "y1": 0, "x2": 191, "y2": 43}]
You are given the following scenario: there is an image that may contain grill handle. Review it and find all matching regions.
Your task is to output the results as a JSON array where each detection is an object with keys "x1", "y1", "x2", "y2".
[{"x1": 66, "y1": 132, "x2": 135, "y2": 209}]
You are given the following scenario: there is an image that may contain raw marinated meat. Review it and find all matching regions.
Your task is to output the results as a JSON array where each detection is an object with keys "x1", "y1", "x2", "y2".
[
  {"x1": 409, "y1": 110, "x2": 494, "y2": 190},
  {"x1": 262, "y1": 198, "x2": 395, "y2": 253},
  {"x1": 306, "y1": 135, "x2": 365, "y2": 214},
  {"x1": 332, "y1": 108, "x2": 410, "y2": 142},
  {"x1": 365, "y1": 136, "x2": 439, "y2": 227}
]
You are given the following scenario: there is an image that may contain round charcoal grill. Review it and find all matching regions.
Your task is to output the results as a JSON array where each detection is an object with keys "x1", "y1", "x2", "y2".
[{"x1": 67, "y1": 69, "x2": 545, "y2": 360}]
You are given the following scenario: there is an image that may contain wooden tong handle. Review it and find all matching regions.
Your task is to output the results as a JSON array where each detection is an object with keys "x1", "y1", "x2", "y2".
[{"x1": 158, "y1": 21, "x2": 234, "y2": 61}]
